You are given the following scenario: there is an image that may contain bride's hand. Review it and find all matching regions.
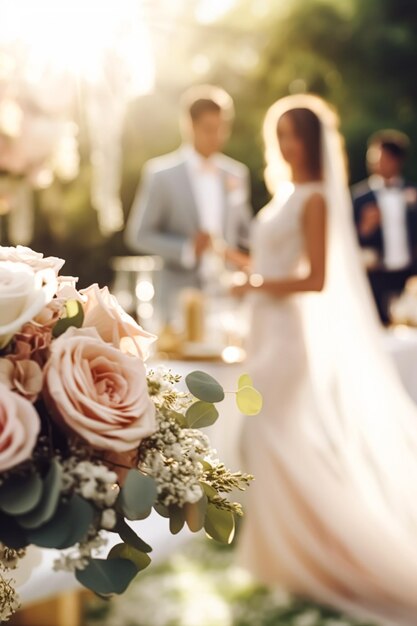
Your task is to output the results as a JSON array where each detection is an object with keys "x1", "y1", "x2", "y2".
[{"x1": 231, "y1": 282, "x2": 250, "y2": 297}]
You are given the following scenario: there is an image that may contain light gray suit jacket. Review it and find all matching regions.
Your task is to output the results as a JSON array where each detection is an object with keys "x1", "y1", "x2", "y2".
[{"x1": 125, "y1": 149, "x2": 253, "y2": 317}]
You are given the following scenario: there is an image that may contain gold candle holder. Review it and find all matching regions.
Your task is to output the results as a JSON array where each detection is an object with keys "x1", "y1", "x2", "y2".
[{"x1": 181, "y1": 288, "x2": 205, "y2": 343}]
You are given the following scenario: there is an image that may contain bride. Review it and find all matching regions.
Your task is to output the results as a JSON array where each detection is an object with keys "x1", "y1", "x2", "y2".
[{"x1": 227, "y1": 94, "x2": 417, "y2": 625}]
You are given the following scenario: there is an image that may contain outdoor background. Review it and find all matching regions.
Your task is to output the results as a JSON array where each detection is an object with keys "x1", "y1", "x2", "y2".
[{"x1": 2, "y1": 0, "x2": 416, "y2": 287}]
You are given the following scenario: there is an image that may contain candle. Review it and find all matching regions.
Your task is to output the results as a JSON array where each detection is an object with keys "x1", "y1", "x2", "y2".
[{"x1": 182, "y1": 288, "x2": 205, "y2": 343}]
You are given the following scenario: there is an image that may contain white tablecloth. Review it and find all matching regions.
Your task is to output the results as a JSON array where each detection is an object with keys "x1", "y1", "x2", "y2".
[{"x1": 18, "y1": 327, "x2": 417, "y2": 604}]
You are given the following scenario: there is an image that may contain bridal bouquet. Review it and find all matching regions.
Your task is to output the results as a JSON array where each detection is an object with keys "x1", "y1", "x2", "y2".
[{"x1": 0, "y1": 246, "x2": 260, "y2": 621}]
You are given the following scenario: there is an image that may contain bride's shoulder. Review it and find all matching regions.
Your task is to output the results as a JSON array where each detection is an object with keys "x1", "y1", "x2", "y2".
[{"x1": 256, "y1": 199, "x2": 277, "y2": 221}]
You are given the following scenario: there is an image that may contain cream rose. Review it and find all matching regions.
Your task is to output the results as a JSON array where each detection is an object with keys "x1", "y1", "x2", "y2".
[
  {"x1": 0, "y1": 260, "x2": 58, "y2": 349},
  {"x1": 44, "y1": 327, "x2": 156, "y2": 452},
  {"x1": 0, "y1": 246, "x2": 64, "y2": 274},
  {"x1": 80, "y1": 284, "x2": 155, "y2": 359},
  {"x1": 0, "y1": 382, "x2": 41, "y2": 471}
]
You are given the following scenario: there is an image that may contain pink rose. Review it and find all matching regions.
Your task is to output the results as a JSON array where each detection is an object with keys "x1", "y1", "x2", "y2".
[
  {"x1": 0, "y1": 382, "x2": 41, "y2": 471},
  {"x1": 44, "y1": 327, "x2": 156, "y2": 452},
  {"x1": 0, "y1": 358, "x2": 43, "y2": 402},
  {"x1": 80, "y1": 284, "x2": 155, "y2": 360},
  {"x1": 11, "y1": 322, "x2": 53, "y2": 367}
]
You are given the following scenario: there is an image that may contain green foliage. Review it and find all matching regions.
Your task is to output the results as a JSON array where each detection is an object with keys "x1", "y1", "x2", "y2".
[
  {"x1": 168, "y1": 506, "x2": 185, "y2": 535},
  {"x1": 108, "y1": 543, "x2": 151, "y2": 572},
  {"x1": 236, "y1": 385, "x2": 263, "y2": 416},
  {"x1": 76, "y1": 557, "x2": 138, "y2": 595},
  {"x1": 18, "y1": 460, "x2": 63, "y2": 529},
  {"x1": 184, "y1": 494, "x2": 208, "y2": 532},
  {"x1": 0, "y1": 473, "x2": 43, "y2": 516},
  {"x1": 53, "y1": 299, "x2": 85, "y2": 338},
  {"x1": 185, "y1": 371, "x2": 225, "y2": 403},
  {"x1": 204, "y1": 503, "x2": 235, "y2": 544},
  {"x1": 26, "y1": 494, "x2": 94, "y2": 549},
  {"x1": 118, "y1": 470, "x2": 158, "y2": 521},
  {"x1": 185, "y1": 400, "x2": 219, "y2": 428},
  {"x1": 114, "y1": 517, "x2": 153, "y2": 554}
]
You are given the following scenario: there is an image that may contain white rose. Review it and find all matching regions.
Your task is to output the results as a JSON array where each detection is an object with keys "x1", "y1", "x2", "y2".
[
  {"x1": 0, "y1": 260, "x2": 57, "y2": 348},
  {"x1": 0, "y1": 246, "x2": 64, "y2": 274}
]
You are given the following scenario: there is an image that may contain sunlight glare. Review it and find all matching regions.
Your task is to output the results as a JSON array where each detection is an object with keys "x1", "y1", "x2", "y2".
[
  {"x1": 196, "y1": 0, "x2": 237, "y2": 24},
  {"x1": 0, "y1": 0, "x2": 154, "y2": 92}
]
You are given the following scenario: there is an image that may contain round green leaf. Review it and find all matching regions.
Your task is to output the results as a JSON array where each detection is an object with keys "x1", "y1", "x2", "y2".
[
  {"x1": 204, "y1": 503, "x2": 235, "y2": 544},
  {"x1": 185, "y1": 371, "x2": 225, "y2": 403},
  {"x1": 119, "y1": 470, "x2": 157, "y2": 520},
  {"x1": 238, "y1": 374, "x2": 253, "y2": 389},
  {"x1": 200, "y1": 482, "x2": 218, "y2": 500},
  {"x1": 0, "y1": 512, "x2": 28, "y2": 549},
  {"x1": 236, "y1": 386, "x2": 263, "y2": 416},
  {"x1": 18, "y1": 460, "x2": 63, "y2": 529},
  {"x1": 108, "y1": 543, "x2": 151, "y2": 572},
  {"x1": 0, "y1": 473, "x2": 43, "y2": 516},
  {"x1": 154, "y1": 503, "x2": 170, "y2": 518},
  {"x1": 184, "y1": 494, "x2": 207, "y2": 533},
  {"x1": 53, "y1": 299, "x2": 85, "y2": 338},
  {"x1": 75, "y1": 557, "x2": 137, "y2": 595},
  {"x1": 186, "y1": 401, "x2": 219, "y2": 429},
  {"x1": 114, "y1": 517, "x2": 153, "y2": 553},
  {"x1": 169, "y1": 506, "x2": 185, "y2": 535},
  {"x1": 27, "y1": 494, "x2": 94, "y2": 549}
]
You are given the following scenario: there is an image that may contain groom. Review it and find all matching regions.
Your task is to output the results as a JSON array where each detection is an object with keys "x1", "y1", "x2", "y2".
[
  {"x1": 125, "y1": 85, "x2": 252, "y2": 317},
  {"x1": 352, "y1": 130, "x2": 417, "y2": 324}
]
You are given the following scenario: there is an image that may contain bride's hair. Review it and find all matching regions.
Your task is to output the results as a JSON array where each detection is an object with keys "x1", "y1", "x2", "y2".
[{"x1": 279, "y1": 107, "x2": 323, "y2": 180}]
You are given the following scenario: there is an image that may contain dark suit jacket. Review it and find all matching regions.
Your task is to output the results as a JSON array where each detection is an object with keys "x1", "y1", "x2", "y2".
[{"x1": 351, "y1": 179, "x2": 417, "y2": 266}]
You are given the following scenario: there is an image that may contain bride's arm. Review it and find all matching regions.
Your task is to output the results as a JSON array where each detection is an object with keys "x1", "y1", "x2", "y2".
[
  {"x1": 233, "y1": 193, "x2": 326, "y2": 297},
  {"x1": 224, "y1": 247, "x2": 251, "y2": 271}
]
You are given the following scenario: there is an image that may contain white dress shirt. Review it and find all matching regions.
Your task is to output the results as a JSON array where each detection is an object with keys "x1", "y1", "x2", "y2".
[
  {"x1": 369, "y1": 175, "x2": 411, "y2": 270},
  {"x1": 181, "y1": 145, "x2": 225, "y2": 271}
]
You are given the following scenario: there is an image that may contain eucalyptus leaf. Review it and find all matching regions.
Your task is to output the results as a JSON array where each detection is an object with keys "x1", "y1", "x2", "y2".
[
  {"x1": 169, "y1": 506, "x2": 185, "y2": 535},
  {"x1": 53, "y1": 299, "x2": 85, "y2": 338},
  {"x1": 118, "y1": 470, "x2": 157, "y2": 521},
  {"x1": 75, "y1": 557, "x2": 137, "y2": 595},
  {"x1": 114, "y1": 517, "x2": 152, "y2": 553},
  {"x1": 238, "y1": 374, "x2": 253, "y2": 389},
  {"x1": 0, "y1": 473, "x2": 43, "y2": 516},
  {"x1": 108, "y1": 543, "x2": 151, "y2": 572},
  {"x1": 186, "y1": 401, "x2": 219, "y2": 429},
  {"x1": 27, "y1": 494, "x2": 94, "y2": 549},
  {"x1": 18, "y1": 460, "x2": 63, "y2": 529},
  {"x1": 204, "y1": 504, "x2": 235, "y2": 544},
  {"x1": 154, "y1": 503, "x2": 170, "y2": 518},
  {"x1": 0, "y1": 512, "x2": 28, "y2": 549},
  {"x1": 236, "y1": 385, "x2": 263, "y2": 416},
  {"x1": 184, "y1": 493, "x2": 208, "y2": 532},
  {"x1": 185, "y1": 371, "x2": 225, "y2": 403},
  {"x1": 200, "y1": 482, "x2": 218, "y2": 500}
]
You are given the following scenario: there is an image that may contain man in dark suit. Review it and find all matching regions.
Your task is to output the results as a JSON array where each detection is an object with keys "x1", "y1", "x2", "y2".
[{"x1": 352, "y1": 130, "x2": 417, "y2": 324}]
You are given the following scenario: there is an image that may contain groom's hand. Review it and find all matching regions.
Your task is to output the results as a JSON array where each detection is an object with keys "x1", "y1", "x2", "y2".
[
  {"x1": 359, "y1": 203, "x2": 380, "y2": 237},
  {"x1": 194, "y1": 231, "x2": 212, "y2": 258}
]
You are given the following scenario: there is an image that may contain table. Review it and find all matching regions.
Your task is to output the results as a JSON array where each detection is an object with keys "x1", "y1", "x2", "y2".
[{"x1": 17, "y1": 326, "x2": 417, "y2": 607}]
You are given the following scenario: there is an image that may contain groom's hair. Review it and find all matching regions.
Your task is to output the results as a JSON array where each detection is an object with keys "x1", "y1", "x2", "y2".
[
  {"x1": 368, "y1": 129, "x2": 410, "y2": 161},
  {"x1": 180, "y1": 85, "x2": 235, "y2": 124}
]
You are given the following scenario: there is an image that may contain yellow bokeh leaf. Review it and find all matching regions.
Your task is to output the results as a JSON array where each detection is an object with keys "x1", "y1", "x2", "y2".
[
  {"x1": 238, "y1": 374, "x2": 253, "y2": 389},
  {"x1": 236, "y1": 386, "x2": 263, "y2": 416}
]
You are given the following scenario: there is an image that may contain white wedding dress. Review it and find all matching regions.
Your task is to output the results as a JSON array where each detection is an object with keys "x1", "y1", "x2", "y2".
[{"x1": 238, "y1": 96, "x2": 417, "y2": 626}]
